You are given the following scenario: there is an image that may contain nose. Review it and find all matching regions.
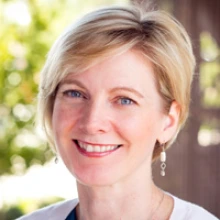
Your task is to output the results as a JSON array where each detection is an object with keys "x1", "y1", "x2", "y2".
[{"x1": 78, "y1": 101, "x2": 111, "y2": 135}]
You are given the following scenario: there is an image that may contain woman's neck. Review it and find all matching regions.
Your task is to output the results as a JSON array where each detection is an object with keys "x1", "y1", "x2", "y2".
[{"x1": 75, "y1": 171, "x2": 170, "y2": 220}]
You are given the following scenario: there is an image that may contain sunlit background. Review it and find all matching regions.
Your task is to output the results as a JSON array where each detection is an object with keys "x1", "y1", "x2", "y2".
[
  {"x1": 0, "y1": 0, "x2": 219, "y2": 219},
  {"x1": 0, "y1": 0, "x2": 129, "y2": 218}
]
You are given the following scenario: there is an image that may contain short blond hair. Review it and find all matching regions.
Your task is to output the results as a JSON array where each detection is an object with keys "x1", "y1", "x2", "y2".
[{"x1": 38, "y1": 4, "x2": 195, "y2": 160}]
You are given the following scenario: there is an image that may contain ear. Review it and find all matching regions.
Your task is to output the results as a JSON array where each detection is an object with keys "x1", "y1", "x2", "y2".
[{"x1": 158, "y1": 101, "x2": 180, "y2": 144}]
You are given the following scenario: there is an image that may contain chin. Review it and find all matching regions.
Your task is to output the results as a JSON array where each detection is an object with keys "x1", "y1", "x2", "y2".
[{"x1": 72, "y1": 167, "x2": 120, "y2": 187}]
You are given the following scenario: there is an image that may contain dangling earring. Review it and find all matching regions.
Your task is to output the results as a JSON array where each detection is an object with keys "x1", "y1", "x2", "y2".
[
  {"x1": 160, "y1": 144, "x2": 166, "y2": 176},
  {"x1": 55, "y1": 155, "x2": 58, "y2": 164}
]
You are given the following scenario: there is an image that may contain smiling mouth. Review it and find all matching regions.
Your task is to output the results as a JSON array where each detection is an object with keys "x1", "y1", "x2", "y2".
[{"x1": 74, "y1": 140, "x2": 121, "y2": 154}]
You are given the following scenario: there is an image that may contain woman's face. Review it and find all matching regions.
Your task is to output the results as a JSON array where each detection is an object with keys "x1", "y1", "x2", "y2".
[{"x1": 52, "y1": 50, "x2": 168, "y2": 186}]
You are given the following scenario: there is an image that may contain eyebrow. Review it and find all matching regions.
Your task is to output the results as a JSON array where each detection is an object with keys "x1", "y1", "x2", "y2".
[
  {"x1": 59, "y1": 79, "x2": 86, "y2": 90},
  {"x1": 110, "y1": 87, "x2": 144, "y2": 98},
  {"x1": 59, "y1": 79, "x2": 144, "y2": 98}
]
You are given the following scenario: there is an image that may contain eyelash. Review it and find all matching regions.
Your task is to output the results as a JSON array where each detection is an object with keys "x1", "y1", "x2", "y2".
[
  {"x1": 63, "y1": 90, "x2": 84, "y2": 98},
  {"x1": 117, "y1": 97, "x2": 135, "y2": 105},
  {"x1": 61, "y1": 90, "x2": 136, "y2": 106}
]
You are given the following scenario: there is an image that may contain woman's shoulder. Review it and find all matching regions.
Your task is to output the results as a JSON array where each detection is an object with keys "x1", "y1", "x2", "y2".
[
  {"x1": 169, "y1": 193, "x2": 218, "y2": 220},
  {"x1": 16, "y1": 198, "x2": 79, "y2": 220}
]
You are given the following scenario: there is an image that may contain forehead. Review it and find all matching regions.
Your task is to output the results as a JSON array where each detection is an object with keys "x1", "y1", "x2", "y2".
[
  {"x1": 62, "y1": 49, "x2": 156, "y2": 85},
  {"x1": 59, "y1": 50, "x2": 161, "y2": 104}
]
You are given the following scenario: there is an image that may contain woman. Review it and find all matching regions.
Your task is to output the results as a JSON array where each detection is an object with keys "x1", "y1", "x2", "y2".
[{"x1": 18, "y1": 3, "x2": 218, "y2": 220}]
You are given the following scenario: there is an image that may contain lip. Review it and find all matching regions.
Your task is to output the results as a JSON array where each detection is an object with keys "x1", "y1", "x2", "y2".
[{"x1": 73, "y1": 140, "x2": 121, "y2": 158}]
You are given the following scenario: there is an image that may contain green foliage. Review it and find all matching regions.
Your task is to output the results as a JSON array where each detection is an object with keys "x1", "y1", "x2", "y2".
[
  {"x1": 4, "y1": 206, "x2": 24, "y2": 220},
  {"x1": 0, "y1": 0, "x2": 128, "y2": 175},
  {"x1": 0, "y1": 203, "x2": 24, "y2": 220},
  {"x1": 200, "y1": 32, "x2": 220, "y2": 107},
  {"x1": 0, "y1": 196, "x2": 63, "y2": 219},
  {"x1": 198, "y1": 32, "x2": 220, "y2": 147},
  {"x1": 0, "y1": 0, "x2": 61, "y2": 175}
]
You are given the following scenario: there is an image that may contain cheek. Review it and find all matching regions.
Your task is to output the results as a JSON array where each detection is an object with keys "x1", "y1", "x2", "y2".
[
  {"x1": 122, "y1": 111, "x2": 160, "y2": 133},
  {"x1": 52, "y1": 102, "x2": 77, "y2": 164},
  {"x1": 52, "y1": 101, "x2": 72, "y2": 141},
  {"x1": 118, "y1": 111, "x2": 162, "y2": 145}
]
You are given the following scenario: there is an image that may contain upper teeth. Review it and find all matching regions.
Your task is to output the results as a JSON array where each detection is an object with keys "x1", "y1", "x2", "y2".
[{"x1": 78, "y1": 141, "x2": 118, "y2": 153}]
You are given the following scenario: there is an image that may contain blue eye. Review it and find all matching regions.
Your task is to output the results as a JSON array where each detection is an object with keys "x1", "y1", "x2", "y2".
[
  {"x1": 119, "y1": 98, "x2": 133, "y2": 105},
  {"x1": 63, "y1": 90, "x2": 82, "y2": 98}
]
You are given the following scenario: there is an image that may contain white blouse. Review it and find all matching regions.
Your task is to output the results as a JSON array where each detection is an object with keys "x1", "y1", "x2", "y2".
[{"x1": 17, "y1": 194, "x2": 218, "y2": 220}]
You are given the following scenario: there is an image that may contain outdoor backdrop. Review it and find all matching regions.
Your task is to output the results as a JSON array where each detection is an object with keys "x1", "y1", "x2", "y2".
[{"x1": 0, "y1": 0, "x2": 219, "y2": 219}]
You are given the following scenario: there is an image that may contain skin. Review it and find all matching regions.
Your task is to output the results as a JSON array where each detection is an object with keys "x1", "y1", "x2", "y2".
[{"x1": 52, "y1": 50, "x2": 179, "y2": 220}]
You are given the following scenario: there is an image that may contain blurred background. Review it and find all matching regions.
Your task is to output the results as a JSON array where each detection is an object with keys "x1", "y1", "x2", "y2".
[{"x1": 0, "y1": 0, "x2": 219, "y2": 219}]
